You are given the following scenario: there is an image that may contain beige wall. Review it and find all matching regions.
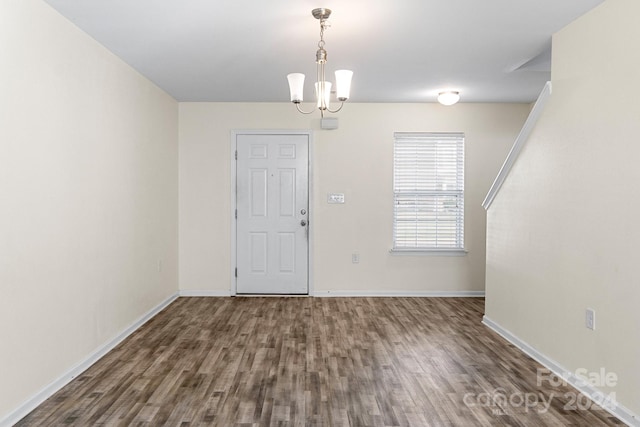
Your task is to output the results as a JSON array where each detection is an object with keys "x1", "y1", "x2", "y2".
[
  {"x1": 179, "y1": 102, "x2": 529, "y2": 294},
  {"x1": 0, "y1": 0, "x2": 178, "y2": 419},
  {"x1": 485, "y1": 0, "x2": 640, "y2": 418}
]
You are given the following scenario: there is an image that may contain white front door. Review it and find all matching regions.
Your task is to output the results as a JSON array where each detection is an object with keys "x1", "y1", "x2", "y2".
[{"x1": 235, "y1": 133, "x2": 309, "y2": 294}]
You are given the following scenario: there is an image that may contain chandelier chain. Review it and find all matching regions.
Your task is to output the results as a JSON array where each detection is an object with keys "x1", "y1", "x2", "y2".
[{"x1": 318, "y1": 19, "x2": 328, "y2": 49}]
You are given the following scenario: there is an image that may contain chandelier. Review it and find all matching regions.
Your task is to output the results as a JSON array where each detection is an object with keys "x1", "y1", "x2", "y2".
[{"x1": 287, "y1": 8, "x2": 353, "y2": 117}]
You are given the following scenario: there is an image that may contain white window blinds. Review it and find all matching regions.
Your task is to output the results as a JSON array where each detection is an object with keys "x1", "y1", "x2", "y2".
[{"x1": 393, "y1": 132, "x2": 465, "y2": 250}]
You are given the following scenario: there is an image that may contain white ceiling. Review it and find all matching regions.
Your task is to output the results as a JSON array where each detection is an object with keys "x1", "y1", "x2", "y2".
[{"x1": 43, "y1": 0, "x2": 603, "y2": 103}]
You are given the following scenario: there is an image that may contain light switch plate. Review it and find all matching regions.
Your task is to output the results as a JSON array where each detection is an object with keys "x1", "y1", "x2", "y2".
[{"x1": 327, "y1": 193, "x2": 345, "y2": 204}]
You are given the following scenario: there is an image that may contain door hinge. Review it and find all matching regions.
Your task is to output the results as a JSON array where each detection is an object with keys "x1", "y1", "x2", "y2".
[
  {"x1": 235, "y1": 209, "x2": 237, "y2": 219},
  {"x1": 235, "y1": 150, "x2": 238, "y2": 160},
  {"x1": 235, "y1": 267, "x2": 238, "y2": 277}
]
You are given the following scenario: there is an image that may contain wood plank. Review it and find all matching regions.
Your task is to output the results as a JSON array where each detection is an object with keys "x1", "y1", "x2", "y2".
[{"x1": 16, "y1": 297, "x2": 624, "y2": 426}]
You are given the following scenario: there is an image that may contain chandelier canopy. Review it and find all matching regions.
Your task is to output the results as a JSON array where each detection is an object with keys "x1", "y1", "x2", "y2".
[{"x1": 287, "y1": 8, "x2": 353, "y2": 117}]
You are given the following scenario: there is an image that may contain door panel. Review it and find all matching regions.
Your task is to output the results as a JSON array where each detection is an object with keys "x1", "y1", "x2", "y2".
[
  {"x1": 278, "y1": 169, "x2": 295, "y2": 216},
  {"x1": 236, "y1": 133, "x2": 309, "y2": 294},
  {"x1": 250, "y1": 169, "x2": 267, "y2": 217}
]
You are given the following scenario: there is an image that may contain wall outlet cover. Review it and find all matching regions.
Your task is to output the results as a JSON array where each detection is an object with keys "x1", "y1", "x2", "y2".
[{"x1": 585, "y1": 308, "x2": 595, "y2": 330}]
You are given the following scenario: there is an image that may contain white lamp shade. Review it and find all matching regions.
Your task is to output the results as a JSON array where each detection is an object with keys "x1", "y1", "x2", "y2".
[
  {"x1": 335, "y1": 69, "x2": 353, "y2": 101},
  {"x1": 287, "y1": 73, "x2": 305, "y2": 102},
  {"x1": 437, "y1": 91, "x2": 460, "y2": 106},
  {"x1": 315, "y1": 81, "x2": 332, "y2": 109}
]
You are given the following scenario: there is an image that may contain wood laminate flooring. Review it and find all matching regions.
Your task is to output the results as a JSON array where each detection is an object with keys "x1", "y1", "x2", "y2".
[{"x1": 16, "y1": 297, "x2": 624, "y2": 426}]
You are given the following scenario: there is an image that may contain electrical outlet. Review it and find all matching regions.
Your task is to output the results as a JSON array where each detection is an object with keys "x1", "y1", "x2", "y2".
[
  {"x1": 585, "y1": 308, "x2": 595, "y2": 330},
  {"x1": 352, "y1": 253, "x2": 360, "y2": 264}
]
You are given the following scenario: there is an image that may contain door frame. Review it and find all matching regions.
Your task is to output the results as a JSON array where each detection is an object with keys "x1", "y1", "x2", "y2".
[{"x1": 230, "y1": 130, "x2": 314, "y2": 296}]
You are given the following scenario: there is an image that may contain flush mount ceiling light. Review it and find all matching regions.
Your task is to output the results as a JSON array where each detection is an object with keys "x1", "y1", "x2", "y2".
[
  {"x1": 287, "y1": 8, "x2": 353, "y2": 117},
  {"x1": 437, "y1": 91, "x2": 460, "y2": 106}
]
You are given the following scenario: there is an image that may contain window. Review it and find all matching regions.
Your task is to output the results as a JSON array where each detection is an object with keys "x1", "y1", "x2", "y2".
[{"x1": 392, "y1": 132, "x2": 465, "y2": 252}]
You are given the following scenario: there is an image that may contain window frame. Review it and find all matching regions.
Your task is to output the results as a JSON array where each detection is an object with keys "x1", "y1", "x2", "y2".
[{"x1": 391, "y1": 132, "x2": 467, "y2": 255}]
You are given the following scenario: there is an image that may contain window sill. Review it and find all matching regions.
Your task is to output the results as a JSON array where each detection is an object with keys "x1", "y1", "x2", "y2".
[{"x1": 389, "y1": 248, "x2": 468, "y2": 256}]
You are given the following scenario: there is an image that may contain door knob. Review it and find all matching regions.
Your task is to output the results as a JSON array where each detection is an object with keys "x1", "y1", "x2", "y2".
[{"x1": 301, "y1": 219, "x2": 307, "y2": 226}]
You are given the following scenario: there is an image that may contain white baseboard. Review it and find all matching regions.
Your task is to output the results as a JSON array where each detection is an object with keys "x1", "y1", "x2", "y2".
[
  {"x1": 179, "y1": 290, "x2": 232, "y2": 297},
  {"x1": 0, "y1": 292, "x2": 179, "y2": 427},
  {"x1": 181, "y1": 290, "x2": 485, "y2": 298},
  {"x1": 313, "y1": 290, "x2": 485, "y2": 297},
  {"x1": 482, "y1": 316, "x2": 639, "y2": 427}
]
